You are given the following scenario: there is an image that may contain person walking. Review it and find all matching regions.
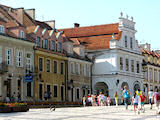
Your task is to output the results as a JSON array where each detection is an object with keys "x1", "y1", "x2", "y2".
[
  {"x1": 152, "y1": 88, "x2": 160, "y2": 114},
  {"x1": 114, "y1": 91, "x2": 118, "y2": 106},
  {"x1": 140, "y1": 92, "x2": 146, "y2": 113},
  {"x1": 82, "y1": 96, "x2": 86, "y2": 107},
  {"x1": 123, "y1": 86, "x2": 130, "y2": 110},
  {"x1": 107, "y1": 95, "x2": 111, "y2": 106},
  {"x1": 131, "y1": 92, "x2": 139, "y2": 113},
  {"x1": 136, "y1": 89, "x2": 142, "y2": 114},
  {"x1": 148, "y1": 89, "x2": 153, "y2": 109}
]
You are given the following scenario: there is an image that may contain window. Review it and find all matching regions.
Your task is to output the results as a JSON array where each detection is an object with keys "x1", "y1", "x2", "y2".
[
  {"x1": 39, "y1": 58, "x2": 43, "y2": 71},
  {"x1": 131, "y1": 60, "x2": 134, "y2": 72},
  {"x1": 126, "y1": 59, "x2": 129, "y2": 71},
  {"x1": 53, "y1": 61, "x2": 57, "y2": 74},
  {"x1": 44, "y1": 39, "x2": 48, "y2": 49},
  {"x1": 154, "y1": 70, "x2": 157, "y2": 82},
  {"x1": 36, "y1": 37, "x2": 40, "y2": 47},
  {"x1": 125, "y1": 36, "x2": 127, "y2": 48},
  {"x1": 87, "y1": 65, "x2": 91, "y2": 77},
  {"x1": 20, "y1": 30, "x2": 24, "y2": 38},
  {"x1": 58, "y1": 42, "x2": 62, "y2": 52},
  {"x1": 16, "y1": 51, "x2": 23, "y2": 67},
  {"x1": 82, "y1": 64, "x2": 85, "y2": 76},
  {"x1": 0, "y1": 25, "x2": 5, "y2": 33},
  {"x1": 86, "y1": 64, "x2": 90, "y2": 76},
  {"x1": 130, "y1": 37, "x2": 133, "y2": 49},
  {"x1": 5, "y1": 48, "x2": 12, "y2": 65},
  {"x1": 51, "y1": 40, "x2": 55, "y2": 51},
  {"x1": 27, "y1": 82, "x2": 32, "y2": 97},
  {"x1": 120, "y1": 57, "x2": 123, "y2": 70},
  {"x1": 60, "y1": 62, "x2": 64, "y2": 75},
  {"x1": 54, "y1": 85, "x2": 58, "y2": 97},
  {"x1": 46, "y1": 59, "x2": 50, "y2": 72},
  {"x1": 26, "y1": 53, "x2": 32, "y2": 72},
  {"x1": 76, "y1": 63, "x2": 80, "y2": 75},
  {"x1": 136, "y1": 61, "x2": 139, "y2": 73},
  {"x1": 70, "y1": 63, "x2": 74, "y2": 74},
  {"x1": 149, "y1": 68, "x2": 153, "y2": 80},
  {"x1": 76, "y1": 88, "x2": 80, "y2": 99}
]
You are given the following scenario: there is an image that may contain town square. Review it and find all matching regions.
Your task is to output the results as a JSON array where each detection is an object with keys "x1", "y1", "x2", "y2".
[{"x1": 0, "y1": 0, "x2": 160, "y2": 119}]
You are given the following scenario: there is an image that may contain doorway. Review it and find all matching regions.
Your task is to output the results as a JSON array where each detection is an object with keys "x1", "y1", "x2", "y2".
[
  {"x1": 39, "y1": 84, "x2": 43, "y2": 100},
  {"x1": 61, "y1": 86, "x2": 64, "y2": 101}
]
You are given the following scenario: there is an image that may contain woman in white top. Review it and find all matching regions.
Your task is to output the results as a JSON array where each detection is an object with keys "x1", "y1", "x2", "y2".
[{"x1": 132, "y1": 92, "x2": 140, "y2": 113}]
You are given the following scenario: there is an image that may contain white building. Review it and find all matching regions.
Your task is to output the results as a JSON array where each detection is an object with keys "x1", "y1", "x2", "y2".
[{"x1": 60, "y1": 14, "x2": 144, "y2": 101}]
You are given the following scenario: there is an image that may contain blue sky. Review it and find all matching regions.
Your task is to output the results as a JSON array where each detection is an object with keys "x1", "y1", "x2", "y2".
[{"x1": 0, "y1": 0, "x2": 160, "y2": 50}]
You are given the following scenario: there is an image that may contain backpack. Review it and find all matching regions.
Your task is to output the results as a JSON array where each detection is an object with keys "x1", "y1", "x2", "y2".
[{"x1": 156, "y1": 93, "x2": 160, "y2": 101}]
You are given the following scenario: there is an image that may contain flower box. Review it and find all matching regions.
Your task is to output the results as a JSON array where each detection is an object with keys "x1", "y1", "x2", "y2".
[{"x1": 0, "y1": 103, "x2": 29, "y2": 113}]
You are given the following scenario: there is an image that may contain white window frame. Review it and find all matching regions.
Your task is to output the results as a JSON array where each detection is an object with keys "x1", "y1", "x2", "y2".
[
  {"x1": 5, "y1": 48, "x2": 12, "y2": 65},
  {"x1": 70, "y1": 62, "x2": 74, "y2": 74},
  {"x1": 16, "y1": 50, "x2": 23, "y2": 67},
  {"x1": 26, "y1": 52, "x2": 32, "y2": 71}
]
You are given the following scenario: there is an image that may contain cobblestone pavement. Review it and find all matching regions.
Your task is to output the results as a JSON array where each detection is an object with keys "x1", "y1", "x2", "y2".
[{"x1": 0, "y1": 105, "x2": 160, "y2": 120}]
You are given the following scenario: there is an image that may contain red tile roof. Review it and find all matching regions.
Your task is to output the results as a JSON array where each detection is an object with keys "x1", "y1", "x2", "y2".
[
  {"x1": 59, "y1": 23, "x2": 121, "y2": 50},
  {"x1": 59, "y1": 23, "x2": 119, "y2": 38},
  {"x1": 141, "y1": 49, "x2": 160, "y2": 58}
]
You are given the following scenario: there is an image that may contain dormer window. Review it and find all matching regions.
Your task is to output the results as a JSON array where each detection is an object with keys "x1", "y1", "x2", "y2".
[
  {"x1": 20, "y1": 30, "x2": 24, "y2": 38},
  {"x1": 58, "y1": 42, "x2": 62, "y2": 52},
  {"x1": 44, "y1": 39, "x2": 48, "y2": 49},
  {"x1": 0, "y1": 25, "x2": 5, "y2": 33},
  {"x1": 51, "y1": 40, "x2": 55, "y2": 51}
]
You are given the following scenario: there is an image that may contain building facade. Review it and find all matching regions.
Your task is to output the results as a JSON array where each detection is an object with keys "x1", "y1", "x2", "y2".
[
  {"x1": 0, "y1": 5, "x2": 35, "y2": 102},
  {"x1": 60, "y1": 14, "x2": 144, "y2": 101},
  {"x1": 63, "y1": 38, "x2": 92, "y2": 102},
  {"x1": 141, "y1": 44, "x2": 160, "y2": 96}
]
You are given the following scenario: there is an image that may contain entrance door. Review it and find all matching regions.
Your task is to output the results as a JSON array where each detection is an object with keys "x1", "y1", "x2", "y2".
[
  {"x1": 6, "y1": 79, "x2": 11, "y2": 97},
  {"x1": 39, "y1": 84, "x2": 43, "y2": 100},
  {"x1": 71, "y1": 88, "x2": 73, "y2": 102},
  {"x1": 61, "y1": 86, "x2": 64, "y2": 101},
  {"x1": 47, "y1": 85, "x2": 51, "y2": 98}
]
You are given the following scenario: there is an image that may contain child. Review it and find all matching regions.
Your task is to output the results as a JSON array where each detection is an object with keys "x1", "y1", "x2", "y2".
[
  {"x1": 107, "y1": 96, "x2": 111, "y2": 106},
  {"x1": 132, "y1": 92, "x2": 139, "y2": 113},
  {"x1": 140, "y1": 92, "x2": 145, "y2": 113}
]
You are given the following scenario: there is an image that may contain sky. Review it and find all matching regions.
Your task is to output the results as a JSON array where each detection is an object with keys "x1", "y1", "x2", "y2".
[{"x1": 0, "y1": 0, "x2": 160, "y2": 50}]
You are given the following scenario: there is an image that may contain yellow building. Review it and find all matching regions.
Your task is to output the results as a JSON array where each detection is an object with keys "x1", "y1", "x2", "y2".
[
  {"x1": 141, "y1": 44, "x2": 160, "y2": 95},
  {"x1": 34, "y1": 48, "x2": 67, "y2": 102}
]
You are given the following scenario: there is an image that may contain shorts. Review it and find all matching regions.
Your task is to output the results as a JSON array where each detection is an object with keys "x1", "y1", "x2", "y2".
[
  {"x1": 141, "y1": 102, "x2": 145, "y2": 105},
  {"x1": 133, "y1": 103, "x2": 138, "y2": 106},
  {"x1": 149, "y1": 98, "x2": 152, "y2": 104}
]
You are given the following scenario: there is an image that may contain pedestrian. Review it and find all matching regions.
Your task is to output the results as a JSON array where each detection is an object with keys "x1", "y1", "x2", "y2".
[
  {"x1": 148, "y1": 89, "x2": 153, "y2": 109},
  {"x1": 136, "y1": 89, "x2": 141, "y2": 113},
  {"x1": 17, "y1": 92, "x2": 21, "y2": 102},
  {"x1": 152, "y1": 88, "x2": 160, "y2": 114},
  {"x1": 82, "y1": 96, "x2": 86, "y2": 107},
  {"x1": 107, "y1": 95, "x2": 111, "y2": 106},
  {"x1": 44, "y1": 91, "x2": 48, "y2": 101},
  {"x1": 11, "y1": 92, "x2": 16, "y2": 102},
  {"x1": 103, "y1": 94, "x2": 107, "y2": 106},
  {"x1": 131, "y1": 92, "x2": 139, "y2": 113},
  {"x1": 98, "y1": 92, "x2": 104, "y2": 106},
  {"x1": 48, "y1": 91, "x2": 52, "y2": 101},
  {"x1": 122, "y1": 86, "x2": 130, "y2": 110},
  {"x1": 114, "y1": 91, "x2": 118, "y2": 106},
  {"x1": 87, "y1": 94, "x2": 92, "y2": 106},
  {"x1": 140, "y1": 92, "x2": 146, "y2": 113}
]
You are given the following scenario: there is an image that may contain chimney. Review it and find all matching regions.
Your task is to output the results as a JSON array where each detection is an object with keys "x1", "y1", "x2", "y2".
[
  {"x1": 74, "y1": 23, "x2": 80, "y2": 28},
  {"x1": 44, "y1": 20, "x2": 55, "y2": 30},
  {"x1": 24, "y1": 9, "x2": 35, "y2": 19}
]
